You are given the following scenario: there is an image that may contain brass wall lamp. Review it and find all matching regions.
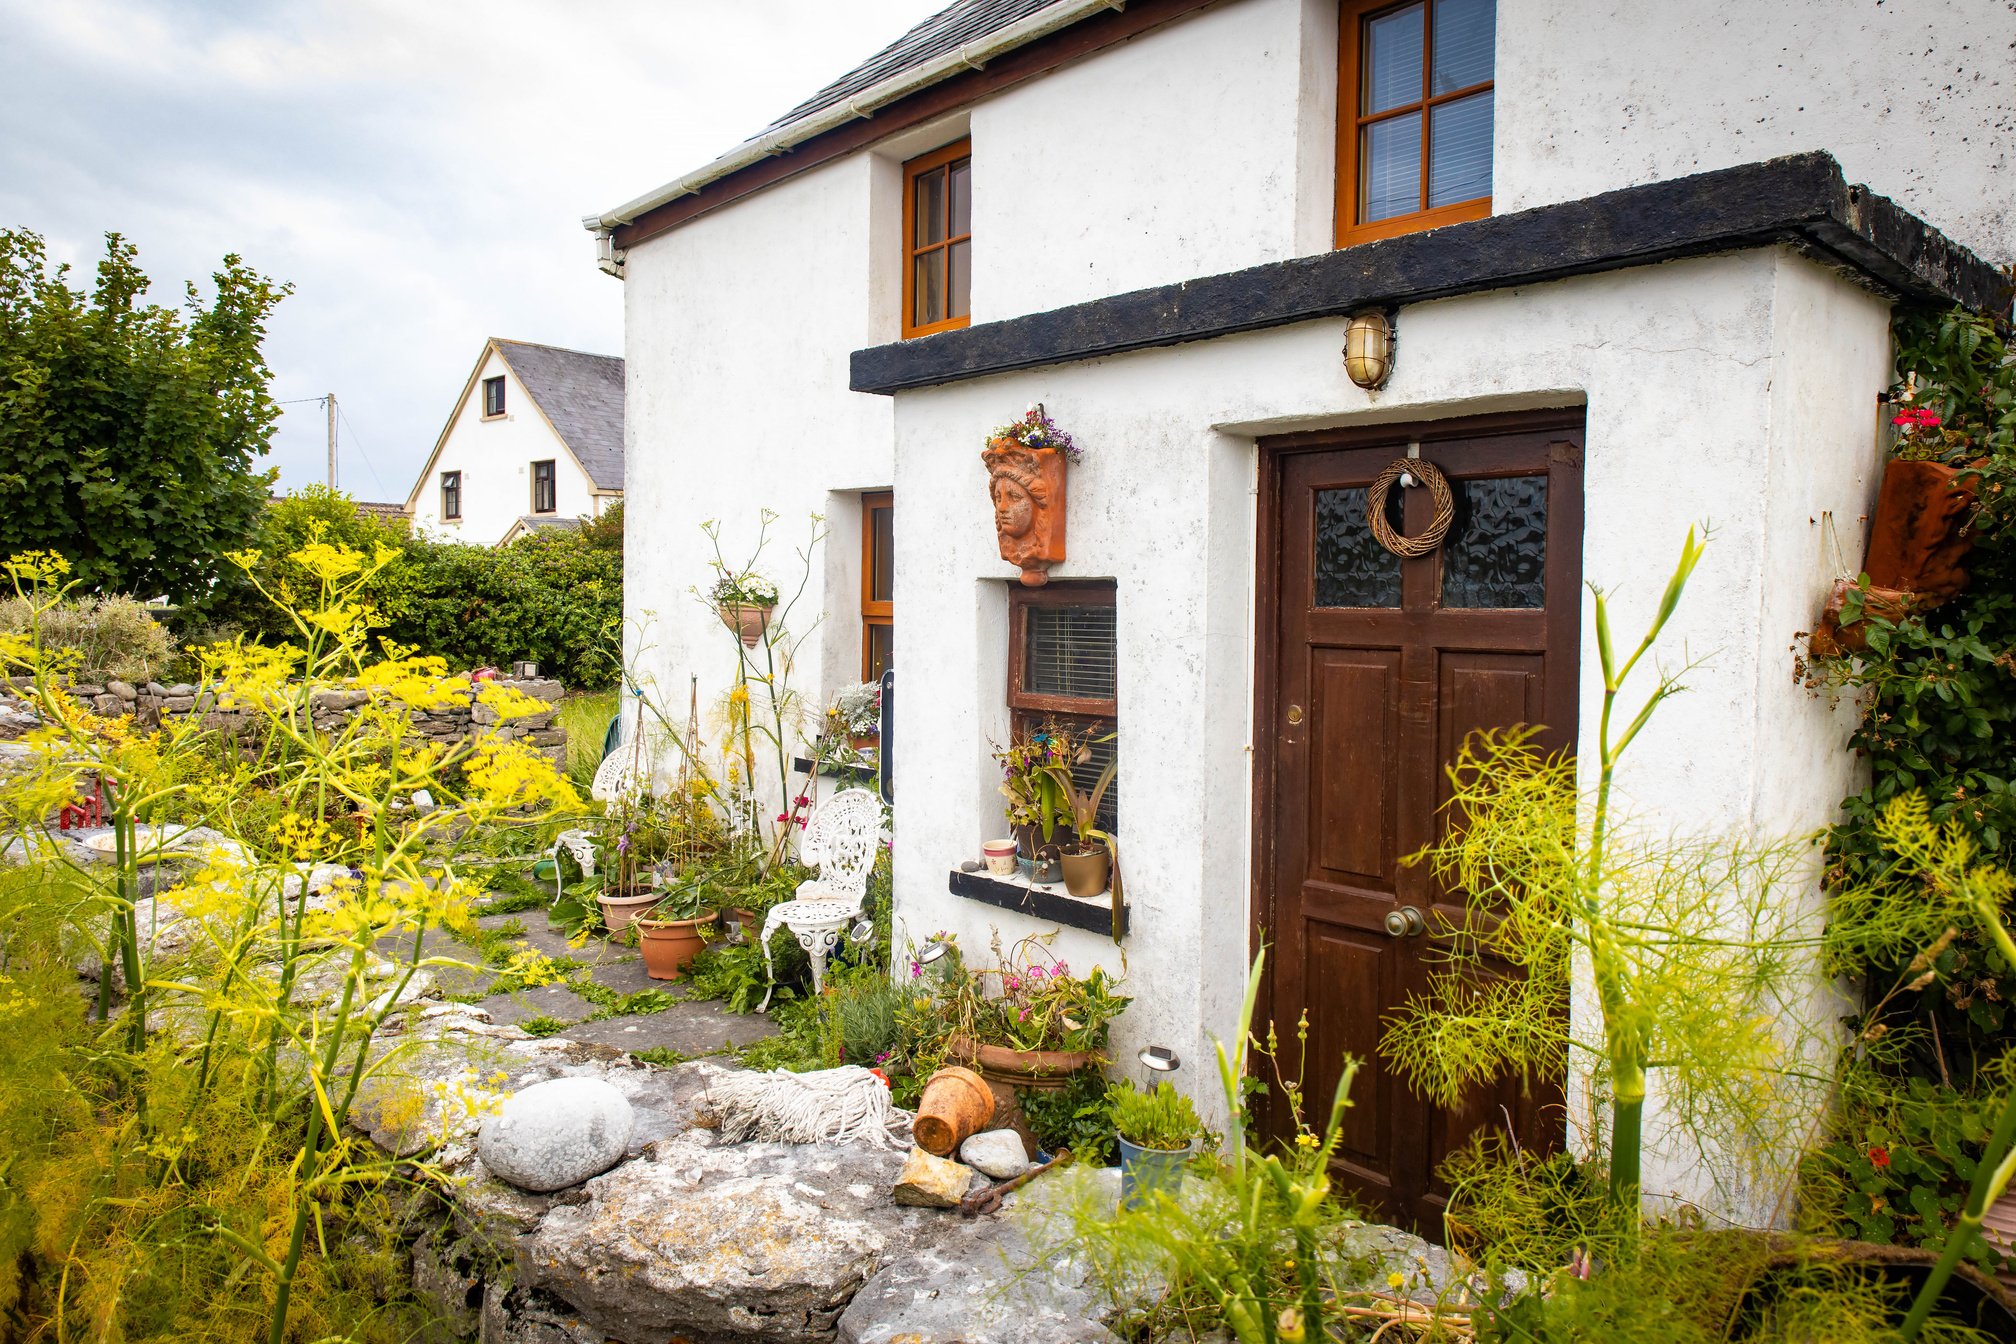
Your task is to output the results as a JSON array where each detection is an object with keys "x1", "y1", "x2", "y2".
[{"x1": 1343, "y1": 310, "x2": 1397, "y2": 390}]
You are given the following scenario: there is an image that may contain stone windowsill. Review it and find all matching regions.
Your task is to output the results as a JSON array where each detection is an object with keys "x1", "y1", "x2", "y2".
[{"x1": 946, "y1": 866, "x2": 1127, "y2": 939}]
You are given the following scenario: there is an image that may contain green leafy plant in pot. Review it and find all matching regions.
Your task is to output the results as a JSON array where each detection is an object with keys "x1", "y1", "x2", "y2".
[
  {"x1": 635, "y1": 874, "x2": 718, "y2": 981},
  {"x1": 1039, "y1": 736, "x2": 1117, "y2": 897},
  {"x1": 1110, "y1": 1079, "x2": 1201, "y2": 1208}
]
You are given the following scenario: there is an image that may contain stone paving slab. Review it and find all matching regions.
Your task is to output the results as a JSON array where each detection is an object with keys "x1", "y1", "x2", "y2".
[
  {"x1": 573, "y1": 955, "x2": 664, "y2": 996},
  {"x1": 477, "y1": 983, "x2": 597, "y2": 1026},
  {"x1": 560, "y1": 1000, "x2": 777, "y2": 1057},
  {"x1": 475, "y1": 909, "x2": 616, "y2": 963}
]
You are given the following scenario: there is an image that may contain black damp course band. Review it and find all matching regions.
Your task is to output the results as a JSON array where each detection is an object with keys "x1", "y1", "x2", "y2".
[
  {"x1": 851, "y1": 151, "x2": 2006, "y2": 396},
  {"x1": 948, "y1": 867, "x2": 1127, "y2": 939}
]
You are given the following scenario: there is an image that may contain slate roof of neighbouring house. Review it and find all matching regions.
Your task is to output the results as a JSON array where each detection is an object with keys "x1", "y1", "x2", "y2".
[
  {"x1": 764, "y1": 0, "x2": 1058, "y2": 132},
  {"x1": 352, "y1": 501, "x2": 410, "y2": 526},
  {"x1": 491, "y1": 340, "x2": 625, "y2": 492}
]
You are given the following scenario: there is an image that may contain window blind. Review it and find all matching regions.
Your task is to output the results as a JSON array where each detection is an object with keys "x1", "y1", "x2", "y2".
[{"x1": 1024, "y1": 603, "x2": 1117, "y2": 701}]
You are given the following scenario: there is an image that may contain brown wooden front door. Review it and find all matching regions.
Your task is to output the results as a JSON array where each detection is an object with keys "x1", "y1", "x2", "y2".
[{"x1": 1255, "y1": 410, "x2": 1583, "y2": 1232}]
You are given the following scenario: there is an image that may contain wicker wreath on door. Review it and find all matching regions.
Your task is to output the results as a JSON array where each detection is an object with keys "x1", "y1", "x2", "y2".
[{"x1": 1366, "y1": 458, "x2": 1455, "y2": 558}]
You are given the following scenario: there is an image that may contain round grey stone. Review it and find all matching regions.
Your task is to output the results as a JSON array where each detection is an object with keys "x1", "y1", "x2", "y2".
[
  {"x1": 959, "y1": 1128, "x2": 1031, "y2": 1180},
  {"x1": 478, "y1": 1077, "x2": 635, "y2": 1193}
]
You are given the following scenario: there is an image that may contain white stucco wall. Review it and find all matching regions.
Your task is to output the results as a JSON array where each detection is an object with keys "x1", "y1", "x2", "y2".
[
  {"x1": 619, "y1": 154, "x2": 897, "y2": 792},
  {"x1": 885, "y1": 245, "x2": 1890, "y2": 1222},
  {"x1": 408, "y1": 346, "x2": 604, "y2": 546},
  {"x1": 1496, "y1": 0, "x2": 2016, "y2": 267}
]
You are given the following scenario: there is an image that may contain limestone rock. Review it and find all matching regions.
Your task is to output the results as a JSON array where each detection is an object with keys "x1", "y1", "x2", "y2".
[
  {"x1": 107, "y1": 679, "x2": 137, "y2": 700},
  {"x1": 1331, "y1": 1221, "x2": 1527, "y2": 1309},
  {"x1": 893, "y1": 1145, "x2": 973, "y2": 1208},
  {"x1": 521, "y1": 1132, "x2": 944, "y2": 1343},
  {"x1": 960, "y1": 1128, "x2": 1031, "y2": 1180},
  {"x1": 477, "y1": 1077, "x2": 635, "y2": 1193}
]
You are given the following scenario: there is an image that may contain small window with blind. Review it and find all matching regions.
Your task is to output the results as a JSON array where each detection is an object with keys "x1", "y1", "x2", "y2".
[
  {"x1": 1335, "y1": 0, "x2": 1494, "y2": 247},
  {"x1": 901, "y1": 139, "x2": 972, "y2": 339},
  {"x1": 482, "y1": 375, "x2": 506, "y2": 418},
  {"x1": 862, "y1": 491, "x2": 893, "y2": 680},
  {"x1": 1008, "y1": 581, "x2": 1118, "y2": 834}
]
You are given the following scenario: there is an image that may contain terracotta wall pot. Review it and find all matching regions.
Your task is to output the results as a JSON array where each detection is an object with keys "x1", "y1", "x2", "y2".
[
  {"x1": 1808, "y1": 580, "x2": 1924, "y2": 657},
  {"x1": 1060, "y1": 847, "x2": 1111, "y2": 898},
  {"x1": 636, "y1": 912, "x2": 715, "y2": 980},
  {"x1": 1864, "y1": 458, "x2": 1978, "y2": 601},
  {"x1": 716, "y1": 602, "x2": 773, "y2": 648},
  {"x1": 597, "y1": 889, "x2": 660, "y2": 933},
  {"x1": 914, "y1": 1065, "x2": 995, "y2": 1156}
]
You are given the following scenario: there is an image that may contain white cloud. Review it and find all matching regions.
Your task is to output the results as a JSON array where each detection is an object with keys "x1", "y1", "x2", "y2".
[{"x1": 0, "y1": 0, "x2": 946, "y2": 499}]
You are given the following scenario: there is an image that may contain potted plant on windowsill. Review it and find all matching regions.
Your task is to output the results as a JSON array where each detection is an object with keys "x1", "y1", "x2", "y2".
[
  {"x1": 711, "y1": 572, "x2": 779, "y2": 648},
  {"x1": 1109, "y1": 1079, "x2": 1201, "y2": 1208},
  {"x1": 634, "y1": 876, "x2": 718, "y2": 981},
  {"x1": 1040, "y1": 738, "x2": 1117, "y2": 898},
  {"x1": 829, "y1": 681, "x2": 882, "y2": 752},
  {"x1": 992, "y1": 723, "x2": 1076, "y2": 863}
]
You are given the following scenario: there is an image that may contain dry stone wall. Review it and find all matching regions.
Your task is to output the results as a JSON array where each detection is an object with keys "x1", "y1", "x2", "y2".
[{"x1": 1, "y1": 675, "x2": 570, "y2": 768}]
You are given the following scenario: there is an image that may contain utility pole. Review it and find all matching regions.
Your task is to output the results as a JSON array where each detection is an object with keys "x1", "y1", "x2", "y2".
[{"x1": 325, "y1": 393, "x2": 338, "y2": 489}]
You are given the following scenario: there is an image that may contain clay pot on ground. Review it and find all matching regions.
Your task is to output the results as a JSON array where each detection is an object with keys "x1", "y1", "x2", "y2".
[
  {"x1": 716, "y1": 601, "x2": 774, "y2": 648},
  {"x1": 636, "y1": 911, "x2": 716, "y2": 980},
  {"x1": 725, "y1": 906, "x2": 763, "y2": 942},
  {"x1": 1865, "y1": 458, "x2": 1979, "y2": 600},
  {"x1": 1060, "y1": 844, "x2": 1111, "y2": 898},
  {"x1": 596, "y1": 888, "x2": 660, "y2": 933},
  {"x1": 949, "y1": 1037, "x2": 1097, "y2": 1090},
  {"x1": 914, "y1": 1065, "x2": 995, "y2": 1156}
]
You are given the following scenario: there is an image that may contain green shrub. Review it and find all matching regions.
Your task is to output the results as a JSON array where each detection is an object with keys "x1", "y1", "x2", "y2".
[
  {"x1": 1108, "y1": 1079, "x2": 1201, "y2": 1151},
  {"x1": 0, "y1": 591, "x2": 173, "y2": 682}
]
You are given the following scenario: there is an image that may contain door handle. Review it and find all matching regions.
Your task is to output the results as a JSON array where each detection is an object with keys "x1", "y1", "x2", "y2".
[{"x1": 1384, "y1": 906, "x2": 1426, "y2": 938}]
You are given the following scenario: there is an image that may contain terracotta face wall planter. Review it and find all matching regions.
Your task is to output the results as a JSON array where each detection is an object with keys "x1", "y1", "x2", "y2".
[
  {"x1": 982, "y1": 443, "x2": 1067, "y2": 587},
  {"x1": 1863, "y1": 458, "x2": 1978, "y2": 600}
]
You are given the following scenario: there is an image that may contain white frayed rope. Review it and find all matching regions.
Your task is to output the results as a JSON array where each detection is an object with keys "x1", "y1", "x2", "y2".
[{"x1": 705, "y1": 1065, "x2": 914, "y2": 1150}]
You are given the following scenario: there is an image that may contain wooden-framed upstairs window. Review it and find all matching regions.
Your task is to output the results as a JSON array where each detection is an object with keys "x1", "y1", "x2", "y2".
[
  {"x1": 482, "y1": 375, "x2": 507, "y2": 417},
  {"x1": 1008, "y1": 580, "x2": 1118, "y2": 834},
  {"x1": 531, "y1": 460, "x2": 556, "y2": 514},
  {"x1": 901, "y1": 138, "x2": 972, "y2": 339},
  {"x1": 440, "y1": 470, "x2": 462, "y2": 521},
  {"x1": 1335, "y1": 0, "x2": 1495, "y2": 246},
  {"x1": 861, "y1": 490, "x2": 893, "y2": 680}
]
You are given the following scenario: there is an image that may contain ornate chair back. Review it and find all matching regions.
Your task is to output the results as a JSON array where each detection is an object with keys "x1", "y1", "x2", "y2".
[{"x1": 799, "y1": 788, "x2": 886, "y2": 902}]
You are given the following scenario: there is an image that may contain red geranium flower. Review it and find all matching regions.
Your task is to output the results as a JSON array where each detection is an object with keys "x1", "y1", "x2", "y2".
[
  {"x1": 1891, "y1": 408, "x2": 1943, "y2": 429},
  {"x1": 1869, "y1": 1145, "x2": 1891, "y2": 1168}
]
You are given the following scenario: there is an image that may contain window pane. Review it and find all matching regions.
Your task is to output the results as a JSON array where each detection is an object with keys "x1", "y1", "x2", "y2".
[
  {"x1": 1428, "y1": 90, "x2": 1492, "y2": 207},
  {"x1": 947, "y1": 240, "x2": 971, "y2": 320},
  {"x1": 1360, "y1": 114, "x2": 1423, "y2": 222},
  {"x1": 1315, "y1": 486, "x2": 1403, "y2": 607},
  {"x1": 912, "y1": 251, "x2": 944, "y2": 328},
  {"x1": 948, "y1": 158, "x2": 971, "y2": 237},
  {"x1": 1441, "y1": 475, "x2": 1547, "y2": 608},
  {"x1": 866, "y1": 622, "x2": 893, "y2": 681},
  {"x1": 1363, "y1": 2, "x2": 1424, "y2": 113},
  {"x1": 1024, "y1": 603, "x2": 1116, "y2": 701},
  {"x1": 1431, "y1": 0, "x2": 1494, "y2": 93},
  {"x1": 870, "y1": 505, "x2": 894, "y2": 604},
  {"x1": 913, "y1": 165, "x2": 945, "y2": 247}
]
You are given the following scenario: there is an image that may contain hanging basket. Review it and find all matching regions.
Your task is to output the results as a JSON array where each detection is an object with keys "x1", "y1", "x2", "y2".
[{"x1": 1366, "y1": 458, "x2": 1454, "y2": 558}]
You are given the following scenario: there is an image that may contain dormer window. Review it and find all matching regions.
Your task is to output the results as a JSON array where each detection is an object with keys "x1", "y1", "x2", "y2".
[
  {"x1": 902, "y1": 139, "x2": 972, "y2": 339},
  {"x1": 482, "y1": 375, "x2": 507, "y2": 417},
  {"x1": 1336, "y1": 0, "x2": 1495, "y2": 246}
]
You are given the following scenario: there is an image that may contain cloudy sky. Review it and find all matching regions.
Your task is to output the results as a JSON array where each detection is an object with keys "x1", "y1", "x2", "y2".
[{"x1": 0, "y1": 0, "x2": 944, "y2": 500}]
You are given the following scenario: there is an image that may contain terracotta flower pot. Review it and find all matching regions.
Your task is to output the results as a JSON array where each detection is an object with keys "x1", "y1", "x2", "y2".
[
  {"x1": 636, "y1": 911, "x2": 716, "y2": 980},
  {"x1": 949, "y1": 1036, "x2": 1097, "y2": 1091},
  {"x1": 597, "y1": 888, "x2": 660, "y2": 933},
  {"x1": 717, "y1": 601, "x2": 773, "y2": 648},
  {"x1": 1864, "y1": 458, "x2": 1978, "y2": 601},
  {"x1": 847, "y1": 729, "x2": 879, "y2": 751},
  {"x1": 914, "y1": 1065, "x2": 995, "y2": 1156},
  {"x1": 1060, "y1": 846, "x2": 1111, "y2": 898}
]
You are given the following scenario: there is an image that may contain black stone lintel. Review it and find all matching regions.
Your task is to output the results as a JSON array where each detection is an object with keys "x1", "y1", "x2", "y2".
[
  {"x1": 791, "y1": 755, "x2": 878, "y2": 785},
  {"x1": 851, "y1": 152, "x2": 2008, "y2": 395},
  {"x1": 948, "y1": 868, "x2": 1127, "y2": 939}
]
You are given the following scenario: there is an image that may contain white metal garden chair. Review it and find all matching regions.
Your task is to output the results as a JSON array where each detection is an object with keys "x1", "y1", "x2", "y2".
[{"x1": 757, "y1": 788, "x2": 886, "y2": 1011}]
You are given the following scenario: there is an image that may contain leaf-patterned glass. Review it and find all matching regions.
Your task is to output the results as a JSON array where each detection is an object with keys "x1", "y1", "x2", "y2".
[
  {"x1": 1440, "y1": 475, "x2": 1547, "y2": 608},
  {"x1": 1315, "y1": 486, "x2": 1403, "y2": 608}
]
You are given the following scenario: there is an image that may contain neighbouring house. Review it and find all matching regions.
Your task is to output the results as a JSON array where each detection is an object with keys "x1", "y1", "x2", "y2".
[
  {"x1": 589, "y1": 0, "x2": 2012, "y2": 1230},
  {"x1": 405, "y1": 338, "x2": 624, "y2": 546},
  {"x1": 351, "y1": 500, "x2": 411, "y2": 529}
]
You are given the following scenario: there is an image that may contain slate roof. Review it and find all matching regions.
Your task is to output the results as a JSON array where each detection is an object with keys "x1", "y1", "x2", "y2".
[
  {"x1": 764, "y1": 0, "x2": 1059, "y2": 132},
  {"x1": 491, "y1": 340, "x2": 625, "y2": 492}
]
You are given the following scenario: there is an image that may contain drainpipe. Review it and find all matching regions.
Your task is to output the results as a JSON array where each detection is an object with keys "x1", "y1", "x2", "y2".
[{"x1": 581, "y1": 0, "x2": 1130, "y2": 267}]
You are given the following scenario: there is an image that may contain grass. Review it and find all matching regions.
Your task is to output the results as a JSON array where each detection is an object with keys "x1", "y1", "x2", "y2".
[{"x1": 556, "y1": 687, "x2": 619, "y2": 791}]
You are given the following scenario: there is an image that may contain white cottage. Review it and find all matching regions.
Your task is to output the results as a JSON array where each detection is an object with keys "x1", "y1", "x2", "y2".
[
  {"x1": 589, "y1": 0, "x2": 2011, "y2": 1227},
  {"x1": 405, "y1": 338, "x2": 625, "y2": 546}
]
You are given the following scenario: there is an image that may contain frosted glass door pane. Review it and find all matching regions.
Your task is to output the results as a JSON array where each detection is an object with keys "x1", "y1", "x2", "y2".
[
  {"x1": 1364, "y1": 3, "x2": 1424, "y2": 113},
  {"x1": 1315, "y1": 487, "x2": 1403, "y2": 607},
  {"x1": 1431, "y1": 0, "x2": 1495, "y2": 92},
  {"x1": 1361, "y1": 115, "x2": 1423, "y2": 222},
  {"x1": 1428, "y1": 92, "x2": 1492, "y2": 207}
]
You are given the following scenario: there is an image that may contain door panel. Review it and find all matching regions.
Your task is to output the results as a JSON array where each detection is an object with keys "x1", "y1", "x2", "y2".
[{"x1": 1257, "y1": 412, "x2": 1582, "y2": 1234}]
